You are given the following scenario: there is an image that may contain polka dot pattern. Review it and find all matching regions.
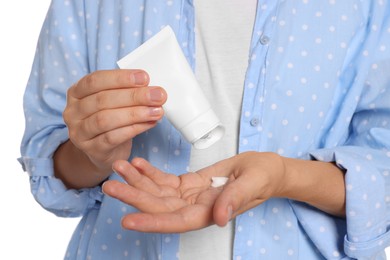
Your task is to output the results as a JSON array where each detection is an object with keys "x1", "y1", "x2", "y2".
[{"x1": 19, "y1": 0, "x2": 390, "y2": 259}]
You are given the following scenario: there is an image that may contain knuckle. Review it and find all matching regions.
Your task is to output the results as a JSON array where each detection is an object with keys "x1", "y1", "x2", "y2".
[
  {"x1": 129, "y1": 87, "x2": 149, "y2": 105},
  {"x1": 127, "y1": 108, "x2": 137, "y2": 122},
  {"x1": 85, "y1": 72, "x2": 99, "y2": 88},
  {"x1": 106, "y1": 69, "x2": 128, "y2": 87},
  {"x1": 128, "y1": 88, "x2": 138, "y2": 104},
  {"x1": 95, "y1": 91, "x2": 108, "y2": 110},
  {"x1": 101, "y1": 131, "x2": 117, "y2": 146},
  {"x1": 114, "y1": 70, "x2": 126, "y2": 85},
  {"x1": 67, "y1": 80, "x2": 82, "y2": 97},
  {"x1": 62, "y1": 109, "x2": 71, "y2": 125},
  {"x1": 67, "y1": 128, "x2": 79, "y2": 143},
  {"x1": 66, "y1": 85, "x2": 73, "y2": 99},
  {"x1": 94, "y1": 112, "x2": 109, "y2": 131}
]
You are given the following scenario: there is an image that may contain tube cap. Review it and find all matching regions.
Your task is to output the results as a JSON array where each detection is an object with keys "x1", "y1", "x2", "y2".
[{"x1": 179, "y1": 109, "x2": 225, "y2": 149}]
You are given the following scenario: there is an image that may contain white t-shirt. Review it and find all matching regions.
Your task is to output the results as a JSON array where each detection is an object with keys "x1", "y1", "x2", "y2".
[{"x1": 179, "y1": 0, "x2": 257, "y2": 259}]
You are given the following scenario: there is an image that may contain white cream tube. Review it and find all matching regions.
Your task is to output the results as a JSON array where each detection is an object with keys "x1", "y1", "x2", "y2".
[{"x1": 117, "y1": 26, "x2": 224, "y2": 149}]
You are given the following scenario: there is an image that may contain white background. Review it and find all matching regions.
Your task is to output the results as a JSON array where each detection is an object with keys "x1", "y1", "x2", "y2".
[
  {"x1": 0, "y1": 1, "x2": 388, "y2": 260},
  {"x1": 0, "y1": 1, "x2": 79, "y2": 259}
]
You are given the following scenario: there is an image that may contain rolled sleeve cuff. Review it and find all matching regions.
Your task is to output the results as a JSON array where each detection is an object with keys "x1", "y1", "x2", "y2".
[
  {"x1": 18, "y1": 156, "x2": 104, "y2": 218},
  {"x1": 344, "y1": 232, "x2": 390, "y2": 259},
  {"x1": 308, "y1": 147, "x2": 390, "y2": 259}
]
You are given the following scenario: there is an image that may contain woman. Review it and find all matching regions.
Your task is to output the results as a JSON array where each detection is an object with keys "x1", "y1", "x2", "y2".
[{"x1": 19, "y1": 0, "x2": 390, "y2": 259}]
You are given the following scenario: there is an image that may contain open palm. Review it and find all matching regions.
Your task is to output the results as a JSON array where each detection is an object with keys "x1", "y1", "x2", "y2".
[{"x1": 103, "y1": 158, "x2": 228, "y2": 233}]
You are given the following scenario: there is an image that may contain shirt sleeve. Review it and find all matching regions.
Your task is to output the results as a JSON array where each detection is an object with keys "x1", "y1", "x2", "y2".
[
  {"x1": 291, "y1": 6, "x2": 390, "y2": 259},
  {"x1": 18, "y1": 0, "x2": 103, "y2": 218}
]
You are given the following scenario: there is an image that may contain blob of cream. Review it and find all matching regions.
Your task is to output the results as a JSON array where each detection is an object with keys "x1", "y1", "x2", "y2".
[
  {"x1": 211, "y1": 177, "x2": 229, "y2": 188},
  {"x1": 117, "y1": 26, "x2": 224, "y2": 149}
]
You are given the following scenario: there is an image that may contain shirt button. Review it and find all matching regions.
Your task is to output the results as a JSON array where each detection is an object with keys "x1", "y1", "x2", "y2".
[
  {"x1": 260, "y1": 35, "x2": 270, "y2": 45},
  {"x1": 250, "y1": 118, "x2": 259, "y2": 126}
]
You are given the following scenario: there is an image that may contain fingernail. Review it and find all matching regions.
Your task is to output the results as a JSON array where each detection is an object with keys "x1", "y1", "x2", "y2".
[
  {"x1": 111, "y1": 165, "x2": 118, "y2": 174},
  {"x1": 132, "y1": 71, "x2": 147, "y2": 86},
  {"x1": 149, "y1": 107, "x2": 163, "y2": 116},
  {"x1": 149, "y1": 88, "x2": 164, "y2": 102},
  {"x1": 122, "y1": 217, "x2": 136, "y2": 229},
  {"x1": 101, "y1": 182, "x2": 107, "y2": 194}
]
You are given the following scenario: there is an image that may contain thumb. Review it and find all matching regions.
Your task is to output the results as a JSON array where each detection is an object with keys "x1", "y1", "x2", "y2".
[
  {"x1": 212, "y1": 181, "x2": 242, "y2": 227},
  {"x1": 213, "y1": 177, "x2": 267, "y2": 227}
]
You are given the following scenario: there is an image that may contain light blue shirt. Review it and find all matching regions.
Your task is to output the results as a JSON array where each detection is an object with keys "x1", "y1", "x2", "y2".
[{"x1": 19, "y1": 1, "x2": 390, "y2": 259}]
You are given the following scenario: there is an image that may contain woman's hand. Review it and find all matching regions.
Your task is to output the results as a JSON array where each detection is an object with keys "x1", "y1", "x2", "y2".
[
  {"x1": 102, "y1": 152, "x2": 288, "y2": 233},
  {"x1": 54, "y1": 69, "x2": 167, "y2": 188},
  {"x1": 103, "y1": 151, "x2": 345, "y2": 233}
]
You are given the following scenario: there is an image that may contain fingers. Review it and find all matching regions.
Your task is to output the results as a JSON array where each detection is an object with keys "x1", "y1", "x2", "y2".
[
  {"x1": 64, "y1": 69, "x2": 167, "y2": 145},
  {"x1": 131, "y1": 157, "x2": 181, "y2": 188},
  {"x1": 65, "y1": 79, "x2": 167, "y2": 136},
  {"x1": 105, "y1": 159, "x2": 220, "y2": 233},
  {"x1": 68, "y1": 69, "x2": 149, "y2": 99},
  {"x1": 73, "y1": 86, "x2": 166, "y2": 118},
  {"x1": 73, "y1": 105, "x2": 163, "y2": 141},
  {"x1": 104, "y1": 160, "x2": 189, "y2": 215},
  {"x1": 63, "y1": 70, "x2": 168, "y2": 167},
  {"x1": 119, "y1": 186, "x2": 221, "y2": 233},
  {"x1": 121, "y1": 204, "x2": 212, "y2": 233},
  {"x1": 102, "y1": 179, "x2": 186, "y2": 214},
  {"x1": 111, "y1": 160, "x2": 175, "y2": 197}
]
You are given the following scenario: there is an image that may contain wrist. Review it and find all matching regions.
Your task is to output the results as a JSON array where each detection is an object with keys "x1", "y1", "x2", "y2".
[
  {"x1": 277, "y1": 156, "x2": 346, "y2": 217},
  {"x1": 54, "y1": 140, "x2": 112, "y2": 189},
  {"x1": 276, "y1": 156, "x2": 301, "y2": 199}
]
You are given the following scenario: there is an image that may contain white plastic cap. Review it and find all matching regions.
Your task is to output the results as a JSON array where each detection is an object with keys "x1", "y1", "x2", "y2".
[{"x1": 179, "y1": 109, "x2": 225, "y2": 149}]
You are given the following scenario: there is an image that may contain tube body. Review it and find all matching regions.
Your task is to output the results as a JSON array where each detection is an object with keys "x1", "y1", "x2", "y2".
[{"x1": 117, "y1": 26, "x2": 224, "y2": 149}]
